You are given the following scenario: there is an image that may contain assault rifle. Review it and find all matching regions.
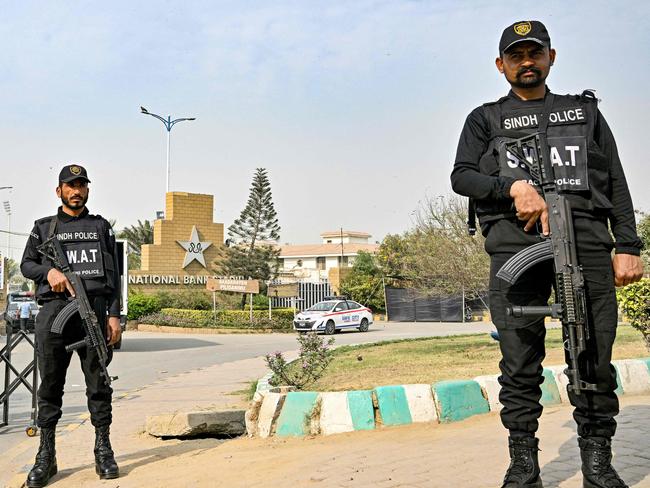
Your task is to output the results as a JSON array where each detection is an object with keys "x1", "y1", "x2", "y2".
[
  {"x1": 37, "y1": 236, "x2": 117, "y2": 386},
  {"x1": 495, "y1": 128, "x2": 597, "y2": 395}
]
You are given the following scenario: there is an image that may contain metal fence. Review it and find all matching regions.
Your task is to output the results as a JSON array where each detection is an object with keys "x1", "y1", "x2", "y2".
[
  {"x1": 270, "y1": 280, "x2": 333, "y2": 311},
  {"x1": 385, "y1": 287, "x2": 487, "y2": 322}
]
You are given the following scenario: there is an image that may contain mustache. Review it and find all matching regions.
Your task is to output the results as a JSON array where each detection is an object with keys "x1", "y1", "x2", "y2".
[{"x1": 517, "y1": 66, "x2": 542, "y2": 77}]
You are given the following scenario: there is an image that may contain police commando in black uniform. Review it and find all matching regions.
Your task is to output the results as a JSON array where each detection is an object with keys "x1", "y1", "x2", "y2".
[
  {"x1": 20, "y1": 165, "x2": 121, "y2": 487},
  {"x1": 450, "y1": 21, "x2": 644, "y2": 488}
]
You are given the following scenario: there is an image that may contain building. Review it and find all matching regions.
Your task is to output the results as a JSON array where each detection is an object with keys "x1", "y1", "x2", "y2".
[{"x1": 277, "y1": 230, "x2": 379, "y2": 283}]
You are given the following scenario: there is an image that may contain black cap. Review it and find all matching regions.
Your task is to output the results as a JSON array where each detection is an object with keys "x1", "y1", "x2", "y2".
[
  {"x1": 499, "y1": 21, "x2": 551, "y2": 55},
  {"x1": 58, "y1": 164, "x2": 91, "y2": 184}
]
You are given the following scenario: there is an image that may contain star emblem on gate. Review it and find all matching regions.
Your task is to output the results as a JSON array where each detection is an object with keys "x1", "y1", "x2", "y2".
[{"x1": 177, "y1": 226, "x2": 212, "y2": 268}]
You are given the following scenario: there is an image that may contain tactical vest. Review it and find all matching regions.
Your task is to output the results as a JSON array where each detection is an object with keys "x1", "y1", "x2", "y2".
[
  {"x1": 43, "y1": 214, "x2": 117, "y2": 297},
  {"x1": 474, "y1": 91, "x2": 614, "y2": 226}
]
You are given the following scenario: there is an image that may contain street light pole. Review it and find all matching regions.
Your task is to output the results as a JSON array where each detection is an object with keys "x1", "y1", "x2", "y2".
[
  {"x1": 140, "y1": 107, "x2": 196, "y2": 194},
  {"x1": 3, "y1": 201, "x2": 11, "y2": 260}
]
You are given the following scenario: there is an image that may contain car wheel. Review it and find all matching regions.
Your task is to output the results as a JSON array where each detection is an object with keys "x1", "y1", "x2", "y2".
[
  {"x1": 359, "y1": 318, "x2": 369, "y2": 332},
  {"x1": 325, "y1": 320, "x2": 336, "y2": 335}
]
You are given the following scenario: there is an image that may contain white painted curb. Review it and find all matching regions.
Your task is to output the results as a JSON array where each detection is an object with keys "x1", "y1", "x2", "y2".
[
  {"x1": 403, "y1": 384, "x2": 438, "y2": 422},
  {"x1": 616, "y1": 359, "x2": 650, "y2": 395},
  {"x1": 319, "y1": 392, "x2": 355, "y2": 435},
  {"x1": 257, "y1": 392, "x2": 284, "y2": 438},
  {"x1": 474, "y1": 374, "x2": 503, "y2": 412}
]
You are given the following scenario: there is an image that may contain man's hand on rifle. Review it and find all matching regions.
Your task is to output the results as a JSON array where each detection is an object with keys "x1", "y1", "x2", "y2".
[
  {"x1": 612, "y1": 254, "x2": 644, "y2": 287},
  {"x1": 47, "y1": 268, "x2": 76, "y2": 297},
  {"x1": 106, "y1": 317, "x2": 122, "y2": 346},
  {"x1": 510, "y1": 180, "x2": 550, "y2": 235}
]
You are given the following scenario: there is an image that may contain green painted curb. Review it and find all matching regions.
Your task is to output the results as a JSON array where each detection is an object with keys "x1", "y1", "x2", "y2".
[
  {"x1": 275, "y1": 391, "x2": 319, "y2": 437},
  {"x1": 540, "y1": 368, "x2": 562, "y2": 405},
  {"x1": 374, "y1": 386, "x2": 412, "y2": 426},
  {"x1": 434, "y1": 380, "x2": 490, "y2": 423},
  {"x1": 612, "y1": 364, "x2": 624, "y2": 396},
  {"x1": 347, "y1": 390, "x2": 375, "y2": 431}
]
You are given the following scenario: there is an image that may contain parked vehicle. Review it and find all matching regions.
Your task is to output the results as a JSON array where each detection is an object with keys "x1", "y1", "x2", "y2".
[
  {"x1": 293, "y1": 296, "x2": 373, "y2": 334},
  {"x1": 3, "y1": 295, "x2": 39, "y2": 332}
]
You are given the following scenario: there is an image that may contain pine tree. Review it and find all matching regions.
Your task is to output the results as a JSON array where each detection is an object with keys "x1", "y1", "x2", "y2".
[
  {"x1": 228, "y1": 168, "x2": 280, "y2": 251},
  {"x1": 218, "y1": 169, "x2": 281, "y2": 305}
]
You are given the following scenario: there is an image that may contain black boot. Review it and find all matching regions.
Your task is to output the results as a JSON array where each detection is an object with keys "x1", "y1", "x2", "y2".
[
  {"x1": 26, "y1": 427, "x2": 57, "y2": 488},
  {"x1": 579, "y1": 437, "x2": 628, "y2": 488},
  {"x1": 501, "y1": 436, "x2": 543, "y2": 488},
  {"x1": 94, "y1": 425, "x2": 119, "y2": 479}
]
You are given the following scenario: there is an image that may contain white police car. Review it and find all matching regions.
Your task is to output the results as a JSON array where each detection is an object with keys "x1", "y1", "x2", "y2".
[{"x1": 293, "y1": 297, "x2": 373, "y2": 334}]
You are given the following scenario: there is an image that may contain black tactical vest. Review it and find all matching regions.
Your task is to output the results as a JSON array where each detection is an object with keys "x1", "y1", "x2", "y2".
[
  {"x1": 42, "y1": 214, "x2": 116, "y2": 297},
  {"x1": 474, "y1": 91, "x2": 614, "y2": 225}
]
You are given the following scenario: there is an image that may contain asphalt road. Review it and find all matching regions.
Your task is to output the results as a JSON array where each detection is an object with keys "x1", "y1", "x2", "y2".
[{"x1": 0, "y1": 320, "x2": 496, "y2": 456}]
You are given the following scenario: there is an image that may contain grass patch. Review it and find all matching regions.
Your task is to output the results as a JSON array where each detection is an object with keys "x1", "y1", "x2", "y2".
[
  {"x1": 304, "y1": 324, "x2": 648, "y2": 392},
  {"x1": 228, "y1": 380, "x2": 259, "y2": 401}
]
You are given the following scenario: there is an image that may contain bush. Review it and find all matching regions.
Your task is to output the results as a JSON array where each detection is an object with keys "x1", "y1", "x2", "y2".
[
  {"x1": 617, "y1": 278, "x2": 650, "y2": 351},
  {"x1": 265, "y1": 333, "x2": 335, "y2": 389},
  {"x1": 138, "y1": 307, "x2": 295, "y2": 331},
  {"x1": 128, "y1": 293, "x2": 161, "y2": 320}
]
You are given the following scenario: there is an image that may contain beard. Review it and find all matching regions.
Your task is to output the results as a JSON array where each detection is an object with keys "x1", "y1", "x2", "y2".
[
  {"x1": 510, "y1": 66, "x2": 545, "y2": 88},
  {"x1": 61, "y1": 193, "x2": 88, "y2": 210}
]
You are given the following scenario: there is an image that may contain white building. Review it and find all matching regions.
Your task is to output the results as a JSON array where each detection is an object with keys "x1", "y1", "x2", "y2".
[{"x1": 277, "y1": 230, "x2": 379, "y2": 282}]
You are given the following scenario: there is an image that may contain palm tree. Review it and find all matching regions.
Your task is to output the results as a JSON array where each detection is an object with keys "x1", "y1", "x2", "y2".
[{"x1": 118, "y1": 220, "x2": 153, "y2": 269}]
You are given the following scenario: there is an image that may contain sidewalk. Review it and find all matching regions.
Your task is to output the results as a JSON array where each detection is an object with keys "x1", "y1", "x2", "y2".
[{"x1": 5, "y1": 356, "x2": 650, "y2": 488}]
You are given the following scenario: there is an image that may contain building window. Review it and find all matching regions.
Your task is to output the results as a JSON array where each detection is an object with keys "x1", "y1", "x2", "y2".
[
  {"x1": 317, "y1": 257, "x2": 326, "y2": 270},
  {"x1": 340, "y1": 256, "x2": 349, "y2": 267}
]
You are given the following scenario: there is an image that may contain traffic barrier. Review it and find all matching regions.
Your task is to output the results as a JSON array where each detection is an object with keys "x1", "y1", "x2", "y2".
[{"x1": 433, "y1": 380, "x2": 490, "y2": 423}]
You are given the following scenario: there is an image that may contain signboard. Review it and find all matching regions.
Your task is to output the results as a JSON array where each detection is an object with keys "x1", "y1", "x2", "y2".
[
  {"x1": 267, "y1": 283, "x2": 300, "y2": 298},
  {"x1": 206, "y1": 278, "x2": 259, "y2": 294},
  {"x1": 0, "y1": 256, "x2": 4, "y2": 291}
]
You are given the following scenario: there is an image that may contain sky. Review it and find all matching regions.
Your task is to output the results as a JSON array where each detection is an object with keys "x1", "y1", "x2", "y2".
[{"x1": 1, "y1": 0, "x2": 649, "y2": 260}]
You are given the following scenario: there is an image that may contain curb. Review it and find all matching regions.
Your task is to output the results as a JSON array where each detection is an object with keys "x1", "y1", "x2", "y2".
[{"x1": 249, "y1": 357, "x2": 650, "y2": 438}]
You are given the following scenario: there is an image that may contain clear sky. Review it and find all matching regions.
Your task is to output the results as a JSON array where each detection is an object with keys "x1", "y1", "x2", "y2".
[{"x1": 1, "y1": 0, "x2": 649, "y2": 260}]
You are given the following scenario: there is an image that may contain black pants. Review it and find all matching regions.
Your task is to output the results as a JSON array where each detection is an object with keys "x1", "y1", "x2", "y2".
[
  {"x1": 35, "y1": 297, "x2": 113, "y2": 429},
  {"x1": 20, "y1": 318, "x2": 29, "y2": 331},
  {"x1": 486, "y1": 217, "x2": 619, "y2": 439}
]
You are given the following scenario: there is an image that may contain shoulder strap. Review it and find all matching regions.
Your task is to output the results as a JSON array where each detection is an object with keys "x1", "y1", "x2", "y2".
[{"x1": 47, "y1": 216, "x2": 58, "y2": 240}]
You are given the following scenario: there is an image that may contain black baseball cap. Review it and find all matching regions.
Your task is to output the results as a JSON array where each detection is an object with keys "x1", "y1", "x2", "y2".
[
  {"x1": 499, "y1": 20, "x2": 551, "y2": 55},
  {"x1": 58, "y1": 164, "x2": 91, "y2": 184}
]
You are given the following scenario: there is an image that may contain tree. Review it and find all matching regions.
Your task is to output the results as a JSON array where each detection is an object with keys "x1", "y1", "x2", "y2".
[
  {"x1": 218, "y1": 168, "x2": 281, "y2": 307},
  {"x1": 118, "y1": 220, "x2": 154, "y2": 270},
  {"x1": 339, "y1": 251, "x2": 385, "y2": 312},
  {"x1": 636, "y1": 211, "x2": 650, "y2": 269},
  {"x1": 228, "y1": 168, "x2": 280, "y2": 247},
  {"x1": 407, "y1": 194, "x2": 490, "y2": 299}
]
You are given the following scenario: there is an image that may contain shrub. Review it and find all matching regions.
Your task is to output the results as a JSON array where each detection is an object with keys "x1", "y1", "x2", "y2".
[
  {"x1": 265, "y1": 333, "x2": 335, "y2": 389},
  {"x1": 128, "y1": 293, "x2": 161, "y2": 320},
  {"x1": 138, "y1": 307, "x2": 295, "y2": 331},
  {"x1": 617, "y1": 278, "x2": 650, "y2": 351}
]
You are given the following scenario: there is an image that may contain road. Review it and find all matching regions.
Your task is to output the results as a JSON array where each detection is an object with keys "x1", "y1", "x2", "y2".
[{"x1": 0, "y1": 321, "x2": 496, "y2": 459}]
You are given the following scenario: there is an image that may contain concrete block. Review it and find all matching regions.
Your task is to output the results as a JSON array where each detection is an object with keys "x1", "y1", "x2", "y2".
[
  {"x1": 546, "y1": 365, "x2": 570, "y2": 403},
  {"x1": 374, "y1": 385, "x2": 412, "y2": 426},
  {"x1": 257, "y1": 392, "x2": 285, "y2": 438},
  {"x1": 275, "y1": 391, "x2": 319, "y2": 437},
  {"x1": 474, "y1": 374, "x2": 503, "y2": 411},
  {"x1": 146, "y1": 409, "x2": 246, "y2": 437},
  {"x1": 614, "y1": 359, "x2": 650, "y2": 395},
  {"x1": 612, "y1": 364, "x2": 625, "y2": 395},
  {"x1": 540, "y1": 368, "x2": 562, "y2": 406},
  {"x1": 433, "y1": 380, "x2": 490, "y2": 423},
  {"x1": 347, "y1": 390, "x2": 375, "y2": 431},
  {"x1": 320, "y1": 392, "x2": 354, "y2": 435},
  {"x1": 643, "y1": 357, "x2": 650, "y2": 374},
  {"x1": 403, "y1": 384, "x2": 437, "y2": 423}
]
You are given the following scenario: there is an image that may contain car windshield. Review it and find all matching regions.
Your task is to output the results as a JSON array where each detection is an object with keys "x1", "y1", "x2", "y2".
[{"x1": 307, "y1": 301, "x2": 337, "y2": 312}]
